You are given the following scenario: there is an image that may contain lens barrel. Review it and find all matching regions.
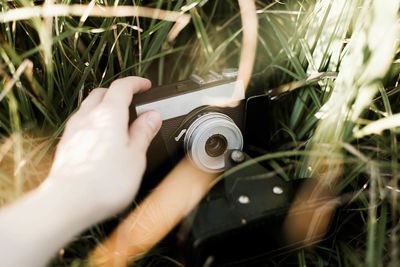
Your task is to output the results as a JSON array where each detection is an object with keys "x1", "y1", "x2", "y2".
[{"x1": 184, "y1": 112, "x2": 243, "y2": 172}]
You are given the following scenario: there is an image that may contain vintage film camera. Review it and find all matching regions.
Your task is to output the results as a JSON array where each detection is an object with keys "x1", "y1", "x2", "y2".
[
  {"x1": 131, "y1": 69, "x2": 247, "y2": 186},
  {"x1": 131, "y1": 70, "x2": 331, "y2": 266}
]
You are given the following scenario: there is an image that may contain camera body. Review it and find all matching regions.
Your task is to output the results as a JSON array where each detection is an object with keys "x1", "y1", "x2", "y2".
[
  {"x1": 130, "y1": 71, "x2": 338, "y2": 266},
  {"x1": 131, "y1": 70, "x2": 247, "y2": 186}
]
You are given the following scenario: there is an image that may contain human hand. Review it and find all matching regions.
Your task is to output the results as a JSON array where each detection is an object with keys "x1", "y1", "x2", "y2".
[
  {"x1": 46, "y1": 76, "x2": 162, "y2": 221},
  {"x1": 0, "y1": 77, "x2": 162, "y2": 267}
]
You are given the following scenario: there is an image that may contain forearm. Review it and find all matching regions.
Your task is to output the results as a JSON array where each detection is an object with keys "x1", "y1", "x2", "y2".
[{"x1": 0, "y1": 178, "x2": 100, "y2": 267}]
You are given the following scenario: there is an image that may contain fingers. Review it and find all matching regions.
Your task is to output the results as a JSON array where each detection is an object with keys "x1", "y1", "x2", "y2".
[
  {"x1": 76, "y1": 88, "x2": 107, "y2": 115},
  {"x1": 78, "y1": 77, "x2": 151, "y2": 117},
  {"x1": 61, "y1": 88, "x2": 107, "y2": 139},
  {"x1": 129, "y1": 111, "x2": 162, "y2": 154},
  {"x1": 101, "y1": 77, "x2": 151, "y2": 111}
]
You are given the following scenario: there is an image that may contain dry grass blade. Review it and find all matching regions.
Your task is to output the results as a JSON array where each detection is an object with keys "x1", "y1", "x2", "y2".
[
  {"x1": 42, "y1": 0, "x2": 53, "y2": 68},
  {"x1": 354, "y1": 114, "x2": 400, "y2": 138},
  {"x1": 237, "y1": 0, "x2": 257, "y2": 91},
  {"x1": 0, "y1": 136, "x2": 14, "y2": 164},
  {"x1": 0, "y1": 5, "x2": 191, "y2": 46},
  {"x1": 73, "y1": 0, "x2": 96, "y2": 50},
  {"x1": 0, "y1": 59, "x2": 33, "y2": 102},
  {"x1": 167, "y1": 14, "x2": 191, "y2": 44},
  {"x1": 0, "y1": 5, "x2": 190, "y2": 22},
  {"x1": 269, "y1": 72, "x2": 338, "y2": 97}
]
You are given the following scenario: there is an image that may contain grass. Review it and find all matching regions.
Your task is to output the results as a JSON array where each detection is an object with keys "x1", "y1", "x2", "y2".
[{"x1": 1, "y1": 0, "x2": 400, "y2": 266}]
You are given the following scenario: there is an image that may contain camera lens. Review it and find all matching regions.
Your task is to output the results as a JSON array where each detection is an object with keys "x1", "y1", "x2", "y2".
[
  {"x1": 205, "y1": 134, "x2": 228, "y2": 157},
  {"x1": 184, "y1": 112, "x2": 243, "y2": 173}
]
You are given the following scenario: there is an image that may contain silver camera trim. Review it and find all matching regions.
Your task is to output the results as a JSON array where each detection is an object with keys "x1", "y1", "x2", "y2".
[
  {"x1": 184, "y1": 112, "x2": 243, "y2": 173},
  {"x1": 135, "y1": 80, "x2": 244, "y2": 121}
]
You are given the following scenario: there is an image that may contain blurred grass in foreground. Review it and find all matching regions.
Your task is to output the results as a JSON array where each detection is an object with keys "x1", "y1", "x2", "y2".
[{"x1": 0, "y1": 0, "x2": 400, "y2": 266}]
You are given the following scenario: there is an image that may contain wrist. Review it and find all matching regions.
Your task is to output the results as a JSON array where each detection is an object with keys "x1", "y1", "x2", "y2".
[
  {"x1": 0, "y1": 177, "x2": 103, "y2": 267},
  {"x1": 40, "y1": 175, "x2": 106, "y2": 226}
]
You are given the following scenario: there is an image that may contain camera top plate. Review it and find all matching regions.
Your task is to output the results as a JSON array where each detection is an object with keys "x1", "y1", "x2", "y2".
[{"x1": 133, "y1": 71, "x2": 245, "y2": 121}]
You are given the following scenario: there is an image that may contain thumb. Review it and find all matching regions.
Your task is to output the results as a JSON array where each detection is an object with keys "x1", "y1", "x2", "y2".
[{"x1": 129, "y1": 111, "x2": 162, "y2": 154}]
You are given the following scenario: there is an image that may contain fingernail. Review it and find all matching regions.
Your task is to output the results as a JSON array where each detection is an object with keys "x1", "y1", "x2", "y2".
[{"x1": 146, "y1": 111, "x2": 162, "y2": 132}]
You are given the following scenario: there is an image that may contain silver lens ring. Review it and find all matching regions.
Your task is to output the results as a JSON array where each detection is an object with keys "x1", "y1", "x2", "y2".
[{"x1": 184, "y1": 112, "x2": 243, "y2": 172}]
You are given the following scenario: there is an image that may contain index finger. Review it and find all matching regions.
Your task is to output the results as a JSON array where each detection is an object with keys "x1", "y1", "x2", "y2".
[{"x1": 101, "y1": 76, "x2": 151, "y2": 112}]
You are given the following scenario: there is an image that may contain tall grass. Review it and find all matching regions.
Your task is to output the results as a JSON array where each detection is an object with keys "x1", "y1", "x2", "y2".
[{"x1": 1, "y1": 0, "x2": 400, "y2": 266}]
